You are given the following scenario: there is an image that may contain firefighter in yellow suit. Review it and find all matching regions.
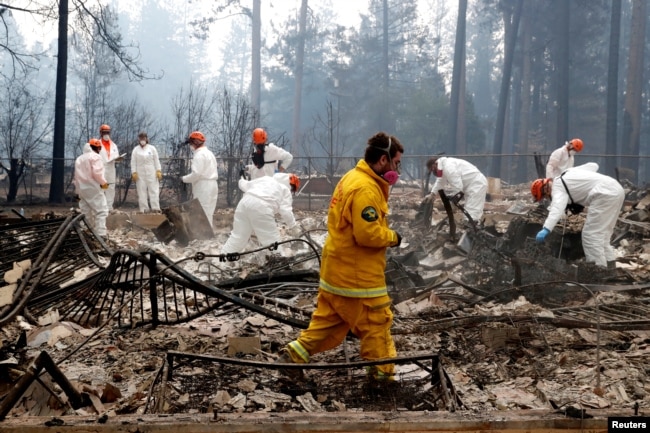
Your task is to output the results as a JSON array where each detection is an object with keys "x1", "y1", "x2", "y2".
[{"x1": 279, "y1": 132, "x2": 404, "y2": 381}]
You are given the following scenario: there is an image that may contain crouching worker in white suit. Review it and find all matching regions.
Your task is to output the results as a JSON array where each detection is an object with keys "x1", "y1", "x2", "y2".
[
  {"x1": 74, "y1": 139, "x2": 110, "y2": 236},
  {"x1": 530, "y1": 162, "x2": 625, "y2": 268},
  {"x1": 221, "y1": 173, "x2": 300, "y2": 253},
  {"x1": 426, "y1": 156, "x2": 488, "y2": 223}
]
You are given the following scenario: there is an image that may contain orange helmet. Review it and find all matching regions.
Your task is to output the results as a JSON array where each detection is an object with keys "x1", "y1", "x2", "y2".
[
  {"x1": 252, "y1": 128, "x2": 267, "y2": 144},
  {"x1": 99, "y1": 124, "x2": 111, "y2": 133},
  {"x1": 530, "y1": 178, "x2": 550, "y2": 202},
  {"x1": 88, "y1": 138, "x2": 101, "y2": 147},
  {"x1": 188, "y1": 131, "x2": 206, "y2": 142},
  {"x1": 289, "y1": 174, "x2": 300, "y2": 192},
  {"x1": 568, "y1": 138, "x2": 583, "y2": 152}
]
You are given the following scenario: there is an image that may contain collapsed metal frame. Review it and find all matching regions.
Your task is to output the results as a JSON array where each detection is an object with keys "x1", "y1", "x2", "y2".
[
  {"x1": 4, "y1": 211, "x2": 646, "y2": 334},
  {"x1": 0, "y1": 213, "x2": 320, "y2": 329},
  {"x1": 0, "y1": 214, "x2": 113, "y2": 327},
  {"x1": 24, "y1": 247, "x2": 319, "y2": 330},
  {"x1": 153, "y1": 351, "x2": 464, "y2": 413},
  {"x1": 2, "y1": 213, "x2": 649, "y2": 417}
]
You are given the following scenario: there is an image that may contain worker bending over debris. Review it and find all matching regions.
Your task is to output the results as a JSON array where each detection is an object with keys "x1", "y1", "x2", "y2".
[
  {"x1": 73, "y1": 139, "x2": 110, "y2": 237},
  {"x1": 531, "y1": 162, "x2": 624, "y2": 268},
  {"x1": 221, "y1": 172, "x2": 300, "y2": 254},
  {"x1": 182, "y1": 131, "x2": 219, "y2": 229},
  {"x1": 247, "y1": 127, "x2": 294, "y2": 179},
  {"x1": 277, "y1": 132, "x2": 403, "y2": 382},
  {"x1": 546, "y1": 138, "x2": 584, "y2": 179},
  {"x1": 426, "y1": 156, "x2": 487, "y2": 223}
]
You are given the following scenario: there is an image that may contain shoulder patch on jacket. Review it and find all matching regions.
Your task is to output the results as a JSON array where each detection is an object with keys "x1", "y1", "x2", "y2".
[{"x1": 361, "y1": 206, "x2": 378, "y2": 222}]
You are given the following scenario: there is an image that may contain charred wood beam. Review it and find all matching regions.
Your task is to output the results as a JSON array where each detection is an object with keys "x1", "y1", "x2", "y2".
[
  {"x1": 415, "y1": 310, "x2": 650, "y2": 332},
  {"x1": 0, "y1": 351, "x2": 90, "y2": 420},
  {"x1": 10, "y1": 208, "x2": 28, "y2": 221},
  {"x1": 438, "y1": 190, "x2": 456, "y2": 241},
  {"x1": 446, "y1": 274, "x2": 491, "y2": 297}
]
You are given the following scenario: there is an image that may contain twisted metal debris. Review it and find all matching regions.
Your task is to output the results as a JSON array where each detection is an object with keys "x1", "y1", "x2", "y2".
[{"x1": 1, "y1": 212, "x2": 649, "y2": 417}]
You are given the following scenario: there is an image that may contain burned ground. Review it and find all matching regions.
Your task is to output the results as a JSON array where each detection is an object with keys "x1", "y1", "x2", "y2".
[{"x1": 0, "y1": 182, "x2": 649, "y2": 420}]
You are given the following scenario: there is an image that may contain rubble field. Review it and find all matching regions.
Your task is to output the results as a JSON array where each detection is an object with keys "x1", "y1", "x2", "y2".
[{"x1": 0, "y1": 181, "x2": 649, "y2": 423}]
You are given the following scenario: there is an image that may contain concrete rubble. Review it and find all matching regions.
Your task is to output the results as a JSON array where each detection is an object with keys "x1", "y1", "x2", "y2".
[{"x1": 0, "y1": 181, "x2": 649, "y2": 422}]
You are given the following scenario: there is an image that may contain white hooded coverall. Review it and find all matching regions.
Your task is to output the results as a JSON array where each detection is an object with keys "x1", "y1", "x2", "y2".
[
  {"x1": 430, "y1": 156, "x2": 488, "y2": 222},
  {"x1": 542, "y1": 163, "x2": 624, "y2": 267},
  {"x1": 546, "y1": 143, "x2": 575, "y2": 179},
  {"x1": 74, "y1": 144, "x2": 109, "y2": 236},
  {"x1": 131, "y1": 144, "x2": 162, "y2": 212},
  {"x1": 221, "y1": 174, "x2": 296, "y2": 253},
  {"x1": 182, "y1": 146, "x2": 219, "y2": 228},
  {"x1": 248, "y1": 143, "x2": 294, "y2": 179},
  {"x1": 99, "y1": 138, "x2": 120, "y2": 211}
]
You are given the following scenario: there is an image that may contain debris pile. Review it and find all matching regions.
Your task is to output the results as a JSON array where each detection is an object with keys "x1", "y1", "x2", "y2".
[{"x1": 0, "y1": 182, "x2": 649, "y2": 419}]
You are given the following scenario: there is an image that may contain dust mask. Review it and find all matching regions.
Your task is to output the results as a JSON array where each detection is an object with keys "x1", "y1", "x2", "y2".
[
  {"x1": 139, "y1": 140, "x2": 147, "y2": 146},
  {"x1": 102, "y1": 134, "x2": 110, "y2": 141},
  {"x1": 382, "y1": 171, "x2": 399, "y2": 185},
  {"x1": 380, "y1": 137, "x2": 400, "y2": 186}
]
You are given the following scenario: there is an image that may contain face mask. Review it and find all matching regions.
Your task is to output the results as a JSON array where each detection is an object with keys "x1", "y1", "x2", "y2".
[
  {"x1": 382, "y1": 170, "x2": 399, "y2": 185},
  {"x1": 378, "y1": 136, "x2": 400, "y2": 185},
  {"x1": 102, "y1": 134, "x2": 110, "y2": 141},
  {"x1": 568, "y1": 149, "x2": 576, "y2": 156},
  {"x1": 139, "y1": 140, "x2": 147, "y2": 146},
  {"x1": 435, "y1": 169, "x2": 443, "y2": 177}
]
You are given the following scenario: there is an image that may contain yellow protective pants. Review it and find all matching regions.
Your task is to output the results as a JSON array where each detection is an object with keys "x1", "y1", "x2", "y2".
[{"x1": 286, "y1": 290, "x2": 397, "y2": 378}]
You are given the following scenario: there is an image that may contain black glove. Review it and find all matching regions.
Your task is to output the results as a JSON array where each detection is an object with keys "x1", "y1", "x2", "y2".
[
  {"x1": 239, "y1": 166, "x2": 246, "y2": 179},
  {"x1": 391, "y1": 231, "x2": 402, "y2": 248}
]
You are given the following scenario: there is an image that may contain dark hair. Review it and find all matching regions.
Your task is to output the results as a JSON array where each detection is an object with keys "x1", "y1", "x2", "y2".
[
  {"x1": 426, "y1": 157, "x2": 438, "y2": 171},
  {"x1": 364, "y1": 132, "x2": 404, "y2": 164}
]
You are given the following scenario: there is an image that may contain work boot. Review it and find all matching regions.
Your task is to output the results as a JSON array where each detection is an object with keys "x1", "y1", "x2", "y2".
[
  {"x1": 275, "y1": 350, "x2": 305, "y2": 381},
  {"x1": 364, "y1": 367, "x2": 399, "y2": 395}
]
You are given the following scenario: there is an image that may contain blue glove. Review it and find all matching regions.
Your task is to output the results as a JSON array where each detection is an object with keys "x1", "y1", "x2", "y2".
[{"x1": 536, "y1": 228, "x2": 550, "y2": 243}]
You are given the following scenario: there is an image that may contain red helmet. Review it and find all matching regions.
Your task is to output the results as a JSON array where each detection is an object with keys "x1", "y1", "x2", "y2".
[
  {"x1": 188, "y1": 131, "x2": 206, "y2": 142},
  {"x1": 568, "y1": 138, "x2": 583, "y2": 152},
  {"x1": 88, "y1": 138, "x2": 101, "y2": 147},
  {"x1": 289, "y1": 174, "x2": 300, "y2": 192},
  {"x1": 530, "y1": 178, "x2": 550, "y2": 202},
  {"x1": 252, "y1": 128, "x2": 267, "y2": 144},
  {"x1": 99, "y1": 124, "x2": 111, "y2": 133}
]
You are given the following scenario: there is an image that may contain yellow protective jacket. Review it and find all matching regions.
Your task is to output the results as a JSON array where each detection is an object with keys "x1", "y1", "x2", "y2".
[{"x1": 319, "y1": 159, "x2": 400, "y2": 298}]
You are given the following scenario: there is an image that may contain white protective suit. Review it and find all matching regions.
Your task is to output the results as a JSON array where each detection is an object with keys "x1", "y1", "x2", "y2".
[
  {"x1": 430, "y1": 157, "x2": 488, "y2": 222},
  {"x1": 248, "y1": 143, "x2": 294, "y2": 179},
  {"x1": 99, "y1": 138, "x2": 120, "y2": 211},
  {"x1": 131, "y1": 144, "x2": 162, "y2": 212},
  {"x1": 542, "y1": 163, "x2": 624, "y2": 267},
  {"x1": 182, "y1": 146, "x2": 219, "y2": 228},
  {"x1": 74, "y1": 144, "x2": 108, "y2": 236},
  {"x1": 546, "y1": 144, "x2": 575, "y2": 179},
  {"x1": 221, "y1": 173, "x2": 296, "y2": 253}
]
